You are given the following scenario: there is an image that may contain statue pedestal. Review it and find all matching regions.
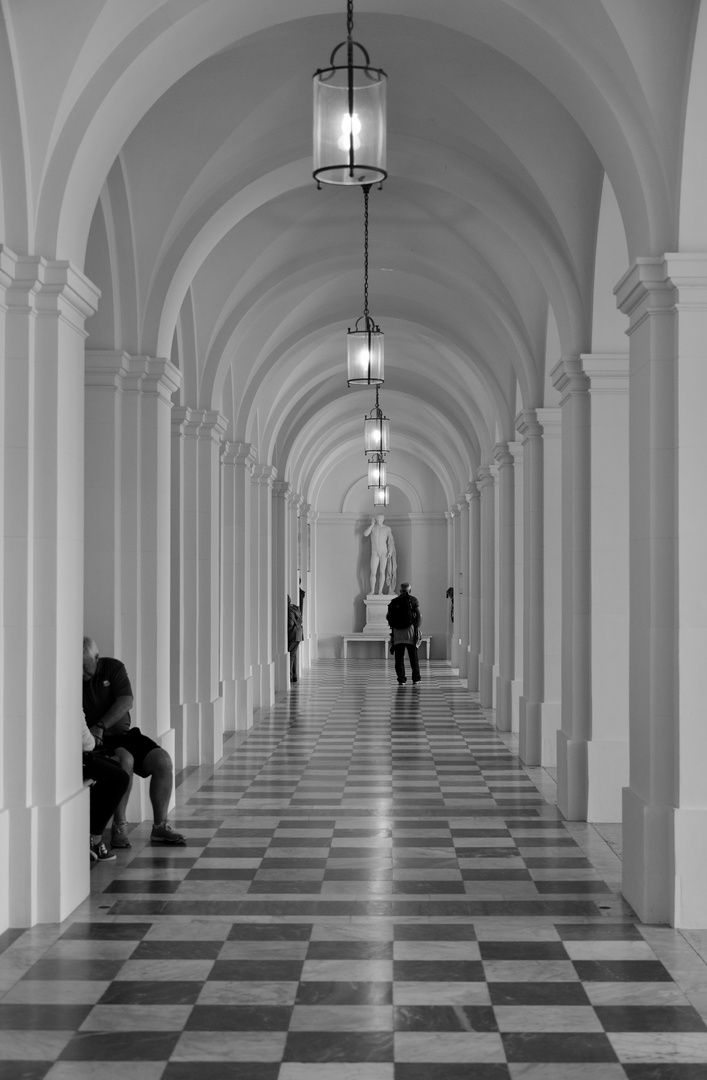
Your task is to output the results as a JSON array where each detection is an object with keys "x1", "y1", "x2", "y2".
[{"x1": 363, "y1": 593, "x2": 396, "y2": 634}]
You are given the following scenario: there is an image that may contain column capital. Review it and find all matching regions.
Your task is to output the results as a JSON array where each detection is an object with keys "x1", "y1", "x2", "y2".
[
  {"x1": 85, "y1": 349, "x2": 132, "y2": 389},
  {"x1": 616, "y1": 254, "x2": 707, "y2": 321},
  {"x1": 493, "y1": 442, "x2": 514, "y2": 468},
  {"x1": 550, "y1": 356, "x2": 590, "y2": 399},
  {"x1": 581, "y1": 353, "x2": 629, "y2": 393},
  {"x1": 125, "y1": 355, "x2": 182, "y2": 401},
  {"x1": 445, "y1": 508, "x2": 457, "y2": 522},
  {"x1": 516, "y1": 407, "x2": 542, "y2": 440},
  {"x1": 252, "y1": 464, "x2": 277, "y2": 488},
  {"x1": 273, "y1": 480, "x2": 293, "y2": 501},
  {"x1": 477, "y1": 464, "x2": 496, "y2": 489},
  {"x1": 172, "y1": 406, "x2": 226, "y2": 443},
  {"x1": 307, "y1": 508, "x2": 319, "y2": 525},
  {"x1": 0, "y1": 248, "x2": 101, "y2": 327},
  {"x1": 222, "y1": 441, "x2": 256, "y2": 468},
  {"x1": 465, "y1": 480, "x2": 480, "y2": 501},
  {"x1": 456, "y1": 493, "x2": 469, "y2": 513}
]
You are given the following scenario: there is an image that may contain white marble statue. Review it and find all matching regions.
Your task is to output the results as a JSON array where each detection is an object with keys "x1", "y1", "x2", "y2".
[{"x1": 364, "y1": 514, "x2": 397, "y2": 594}]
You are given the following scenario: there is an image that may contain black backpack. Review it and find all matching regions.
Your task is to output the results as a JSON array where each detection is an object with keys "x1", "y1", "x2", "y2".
[{"x1": 388, "y1": 595, "x2": 414, "y2": 630}]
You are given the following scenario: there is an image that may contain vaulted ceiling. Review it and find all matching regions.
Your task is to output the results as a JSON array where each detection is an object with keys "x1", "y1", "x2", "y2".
[{"x1": 4, "y1": 0, "x2": 695, "y2": 510}]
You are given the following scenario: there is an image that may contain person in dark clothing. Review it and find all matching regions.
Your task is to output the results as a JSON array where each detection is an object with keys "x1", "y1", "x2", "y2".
[
  {"x1": 386, "y1": 582, "x2": 422, "y2": 686},
  {"x1": 82, "y1": 637, "x2": 185, "y2": 848},
  {"x1": 82, "y1": 723, "x2": 130, "y2": 861},
  {"x1": 287, "y1": 595, "x2": 303, "y2": 681}
]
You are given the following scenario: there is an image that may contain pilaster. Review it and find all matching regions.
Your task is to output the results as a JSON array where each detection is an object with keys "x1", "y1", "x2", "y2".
[
  {"x1": 584, "y1": 354, "x2": 630, "y2": 821},
  {"x1": 493, "y1": 443, "x2": 515, "y2": 730},
  {"x1": 467, "y1": 482, "x2": 481, "y2": 693},
  {"x1": 477, "y1": 464, "x2": 496, "y2": 709},
  {"x1": 552, "y1": 358, "x2": 591, "y2": 820},
  {"x1": 447, "y1": 507, "x2": 460, "y2": 668},
  {"x1": 170, "y1": 407, "x2": 226, "y2": 768},
  {"x1": 273, "y1": 480, "x2": 293, "y2": 690},
  {"x1": 456, "y1": 493, "x2": 470, "y2": 680},
  {"x1": 616, "y1": 254, "x2": 707, "y2": 925},
  {"x1": 2, "y1": 248, "x2": 100, "y2": 927},
  {"x1": 221, "y1": 442, "x2": 255, "y2": 732},
  {"x1": 251, "y1": 464, "x2": 277, "y2": 709}
]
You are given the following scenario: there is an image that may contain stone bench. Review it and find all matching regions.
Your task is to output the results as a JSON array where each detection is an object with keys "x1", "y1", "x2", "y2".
[{"x1": 342, "y1": 634, "x2": 431, "y2": 660}]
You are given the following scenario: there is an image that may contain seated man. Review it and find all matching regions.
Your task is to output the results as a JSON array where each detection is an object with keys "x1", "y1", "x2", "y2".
[
  {"x1": 82, "y1": 721, "x2": 131, "y2": 862},
  {"x1": 82, "y1": 637, "x2": 185, "y2": 847}
]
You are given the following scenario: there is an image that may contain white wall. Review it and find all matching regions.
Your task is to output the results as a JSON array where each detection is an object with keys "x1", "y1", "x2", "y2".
[{"x1": 315, "y1": 512, "x2": 448, "y2": 659}]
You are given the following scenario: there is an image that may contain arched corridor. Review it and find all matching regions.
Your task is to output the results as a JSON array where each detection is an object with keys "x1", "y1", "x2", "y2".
[
  {"x1": 3, "y1": 0, "x2": 707, "y2": 938},
  {"x1": 2, "y1": 662, "x2": 707, "y2": 1076}
]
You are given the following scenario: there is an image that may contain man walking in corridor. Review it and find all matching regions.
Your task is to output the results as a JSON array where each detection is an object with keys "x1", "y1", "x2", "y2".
[{"x1": 386, "y1": 582, "x2": 422, "y2": 686}]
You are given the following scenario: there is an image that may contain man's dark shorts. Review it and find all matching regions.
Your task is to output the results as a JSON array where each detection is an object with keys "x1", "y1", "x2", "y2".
[{"x1": 102, "y1": 728, "x2": 160, "y2": 776}]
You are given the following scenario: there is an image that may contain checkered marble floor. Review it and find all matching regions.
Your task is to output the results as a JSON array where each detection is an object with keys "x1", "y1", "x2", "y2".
[{"x1": 3, "y1": 661, "x2": 707, "y2": 1079}]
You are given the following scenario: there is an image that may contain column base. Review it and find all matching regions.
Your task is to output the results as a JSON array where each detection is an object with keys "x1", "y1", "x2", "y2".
[
  {"x1": 275, "y1": 650, "x2": 289, "y2": 692},
  {"x1": 451, "y1": 636, "x2": 461, "y2": 668},
  {"x1": 7, "y1": 787, "x2": 91, "y2": 927},
  {"x1": 255, "y1": 662, "x2": 274, "y2": 710},
  {"x1": 479, "y1": 661, "x2": 494, "y2": 708},
  {"x1": 467, "y1": 651, "x2": 479, "y2": 692},
  {"x1": 235, "y1": 676, "x2": 253, "y2": 731},
  {"x1": 672, "y1": 807, "x2": 707, "y2": 927},
  {"x1": 495, "y1": 676, "x2": 513, "y2": 731},
  {"x1": 519, "y1": 697, "x2": 556, "y2": 765},
  {"x1": 556, "y1": 730, "x2": 588, "y2": 820},
  {"x1": 586, "y1": 739, "x2": 629, "y2": 822},
  {"x1": 459, "y1": 645, "x2": 469, "y2": 680},
  {"x1": 511, "y1": 679, "x2": 523, "y2": 732},
  {"x1": 622, "y1": 785, "x2": 671, "y2": 925}
]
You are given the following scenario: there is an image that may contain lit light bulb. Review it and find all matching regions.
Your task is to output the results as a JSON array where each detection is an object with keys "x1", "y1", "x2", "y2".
[{"x1": 338, "y1": 112, "x2": 362, "y2": 152}]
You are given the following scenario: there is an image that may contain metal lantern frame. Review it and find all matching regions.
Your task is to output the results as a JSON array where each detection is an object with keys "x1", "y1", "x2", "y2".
[
  {"x1": 347, "y1": 183, "x2": 384, "y2": 386},
  {"x1": 313, "y1": 0, "x2": 387, "y2": 187},
  {"x1": 367, "y1": 454, "x2": 387, "y2": 489},
  {"x1": 364, "y1": 385, "x2": 389, "y2": 456}
]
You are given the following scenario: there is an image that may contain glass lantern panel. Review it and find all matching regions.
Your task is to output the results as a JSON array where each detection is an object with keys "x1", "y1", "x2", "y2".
[
  {"x1": 367, "y1": 458, "x2": 387, "y2": 488},
  {"x1": 364, "y1": 416, "x2": 389, "y2": 454},
  {"x1": 373, "y1": 485, "x2": 389, "y2": 506},
  {"x1": 347, "y1": 329, "x2": 384, "y2": 385},
  {"x1": 313, "y1": 67, "x2": 386, "y2": 185}
]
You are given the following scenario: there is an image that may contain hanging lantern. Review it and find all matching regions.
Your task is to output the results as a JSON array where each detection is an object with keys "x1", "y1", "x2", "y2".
[
  {"x1": 373, "y1": 485, "x2": 389, "y2": 506},
  {"x1": 364, "y1": 385, "x2": 390, "y2": 456},
  {"x1": 347, "y1": 184, "x2": 384, "y2": 386},
  {"x1": 313, "y1": 0, "x2": 387, "y2": 187},
  {"x1": 367, "y1": 455, "x2": 387, "y2": 488}
]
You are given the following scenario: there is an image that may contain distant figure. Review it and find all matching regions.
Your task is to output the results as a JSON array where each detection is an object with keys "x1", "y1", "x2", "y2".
[
  {"x1": 387, "y1": 582, "x2": 422, "y2": 686},
  {"x1": 288, "y1": 595, "x2": 303, "y2": 682},
  {"x1": 364, "y1": 514, "x2": 397, "y2": 594},
  {"x1": 446, "y1": 586, "x2": 454, "y2": 623}
]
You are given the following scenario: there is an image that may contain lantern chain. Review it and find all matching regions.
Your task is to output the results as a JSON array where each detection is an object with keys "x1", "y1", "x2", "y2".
[
  {"x1": 347, "y1": 0, "x2": 354, "y2": 41},
  {"x1": 363, "y1": 183, "x2": 371, "y2": 320}
]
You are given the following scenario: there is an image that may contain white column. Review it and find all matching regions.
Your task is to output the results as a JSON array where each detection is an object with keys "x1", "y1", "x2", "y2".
[
  {"x1": 448, "y1": 507, "x2": 460, "y2": 668},
  {"x1": 251, "y1": 465, "x2": 276, "y2": 709},
  {"x1": 86, "y1": 352, "x2": 180, "y2": 816},
  {"x1": 584, "y1": 354, "x2": 630, "y2": 821},
  {"x1": 494, "y1": 443, "x2": 515, "y2": 731},
  {"x1": 445, "y1": 510, "x2": 455, "y2": 661},
  {"x1": 170, "y1": 408, "x2": 226, "y2": 768},
  {"x1": 511, "y1": 441, "x2": 524, "y2": 731},
  {"x1": 298, "y1": 502, "x2": 311, "y2": 670},
  {"x1": 478, "y1": 465, "x2": 496, "y2": 708},
  {"x1": 307, "y1": 508, "x2": 318, "y2": 661},
  {"x1": 457, "y1": 493, "x2": 470, "y2": 680},
  {"x1": 2, "y1": 249, "x2": 99, "y2": 928},
  {"x1": 272, "y1": 480, "x2": 291, "y2": 690},
  {"x1": 616, "y1": 255, "x2": 707, "y2": 926},
  {"x1": 467, "y1": 482, "x2": 481, "y2": 693},
  {"x1": 220, "y1": 442, "x2": 254, "y2": 732},
  {"x1": 516, "y1": 409, "x2": 562, "y2": 765},
  {"x1": 552, "y1": 358, "x2": 592, "y2": 820}
]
